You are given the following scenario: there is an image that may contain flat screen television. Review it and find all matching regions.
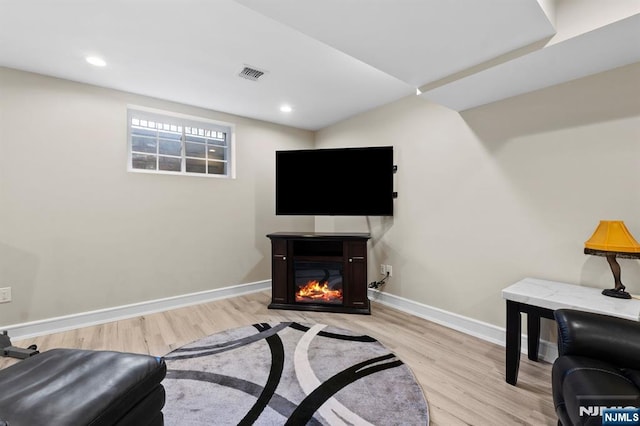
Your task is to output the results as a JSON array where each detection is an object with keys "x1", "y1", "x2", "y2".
[{"x1": 276, "y1": 146, "x2": 395, "y2": 216}]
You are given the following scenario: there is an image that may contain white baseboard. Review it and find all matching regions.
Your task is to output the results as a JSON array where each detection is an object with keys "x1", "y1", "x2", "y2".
[
  {"x1": 2, "y1": 280, "x2": 271, "y2": 341},
  {"x1": 2, "y1": 281, "x2": 558, "y2": 363},
  {"x1": 367, "y1": 288, "x2": 558, "y2": 362}
]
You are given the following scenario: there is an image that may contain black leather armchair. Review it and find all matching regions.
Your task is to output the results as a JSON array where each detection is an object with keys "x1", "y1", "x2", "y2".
[
  {"x1": 552, "y1": 309, "x2": 640, "y2": 425},
  {"x1": 0, "y1": 348, "x2": 166, "y2": 425}
]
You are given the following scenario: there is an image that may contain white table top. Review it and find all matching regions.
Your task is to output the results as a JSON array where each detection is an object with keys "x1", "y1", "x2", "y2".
[{"x1": 502, "y1": 277, "x2": 640, "y2": 321}]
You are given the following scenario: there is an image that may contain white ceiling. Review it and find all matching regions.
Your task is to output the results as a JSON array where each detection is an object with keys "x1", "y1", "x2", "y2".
[
  {"x1": 421, "y1": 13, "x2": 640, "y2": 110},
  {"x1": 0, "y1": 1, "x2": 637, "y2": 131}
]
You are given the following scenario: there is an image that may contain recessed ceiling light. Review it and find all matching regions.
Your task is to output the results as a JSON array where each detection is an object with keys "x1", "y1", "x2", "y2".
[
  {"x1": 280, "y1": 105, "x2": 293, "y2": 113},
  {"x1": 86, "y1": 56, "x2": 106, "y2": 67}
]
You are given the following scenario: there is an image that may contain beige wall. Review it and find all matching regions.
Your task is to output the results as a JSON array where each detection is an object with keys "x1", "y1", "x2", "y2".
[
  {"x1": 315, "y1": 62, "x2": 640, "y2": 327},
  {"x1": 2, "y1": 62, "x2": 639, "y2": 331},
  {"x1": 0, "y1": 67, "x2": 314, "y2": 325}
]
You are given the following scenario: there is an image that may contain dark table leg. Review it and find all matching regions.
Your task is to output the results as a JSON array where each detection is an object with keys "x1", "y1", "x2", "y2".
[
  {"x1": 505, "y1": 300, "x2": 521, "y2": 385},
  {"x1": 527, "y1": 312, "x2": 541, "y2": 361}
]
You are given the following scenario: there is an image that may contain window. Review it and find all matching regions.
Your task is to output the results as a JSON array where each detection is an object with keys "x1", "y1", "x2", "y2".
[{"x1": 128, "y1": 107, "x2": 234, "y2": 177}]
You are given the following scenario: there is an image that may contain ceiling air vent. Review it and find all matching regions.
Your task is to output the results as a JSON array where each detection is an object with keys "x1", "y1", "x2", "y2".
[{"x1": 238, "y1": 65, "x2": 267, "y2": 81}]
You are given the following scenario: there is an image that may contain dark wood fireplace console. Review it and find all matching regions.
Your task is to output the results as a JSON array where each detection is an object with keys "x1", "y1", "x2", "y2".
[{"x1": 266, "y1": 232, "x2": 371, "y2": 314}]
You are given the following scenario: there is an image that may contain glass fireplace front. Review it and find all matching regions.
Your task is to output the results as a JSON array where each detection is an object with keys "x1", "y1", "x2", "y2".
[{"x1": 294, "y1": 260, "x2": 343, "y2": 305}]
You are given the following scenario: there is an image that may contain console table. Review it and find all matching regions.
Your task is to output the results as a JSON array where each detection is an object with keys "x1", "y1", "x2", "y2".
[
  {"x1": 266, "y1": 232, "x2": 371, "y2": 314},
  {"x1": 502, "y1": 277, "x2": 640, "y2": 385}
]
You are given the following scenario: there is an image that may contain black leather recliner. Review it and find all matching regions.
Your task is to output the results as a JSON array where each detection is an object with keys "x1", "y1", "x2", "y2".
[
  {"x1": 552, "y1": 309, "x2": 640, "y2": 425},
  {"x1": 0, "y1": 348, "x2": 166, "y2": 425}
]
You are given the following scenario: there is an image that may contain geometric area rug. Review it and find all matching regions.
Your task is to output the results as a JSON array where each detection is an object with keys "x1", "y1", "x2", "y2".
[{"x1": 163, "y1": 322, "x2": 429, "y2": 425}]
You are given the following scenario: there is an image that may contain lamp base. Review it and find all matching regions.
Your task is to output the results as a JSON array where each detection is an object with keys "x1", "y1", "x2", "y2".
[{"x1": 602, "y1": 288, "x2": 632, "y2": 299}]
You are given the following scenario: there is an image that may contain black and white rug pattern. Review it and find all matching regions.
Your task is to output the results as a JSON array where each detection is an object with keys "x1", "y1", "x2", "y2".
[{"x1": 163, "y1": 322, "x2": 429, "y2": 425}]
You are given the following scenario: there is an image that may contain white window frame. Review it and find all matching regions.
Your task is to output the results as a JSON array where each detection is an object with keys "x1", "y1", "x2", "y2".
[{"x1": 127, "y1": 106, "x2": 236, "y2": 178}]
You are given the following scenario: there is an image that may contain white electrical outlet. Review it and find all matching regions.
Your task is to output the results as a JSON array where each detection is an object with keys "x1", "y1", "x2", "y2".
[
  {"x1": 386, "y1": 265, "x2": 393, "y2": 277},
  {"x1": 380, "y1": 264, "x2": 386, "y2": 275},
  {"x1": 0, "y1": 287, "x2": 11, "y2": 303}
]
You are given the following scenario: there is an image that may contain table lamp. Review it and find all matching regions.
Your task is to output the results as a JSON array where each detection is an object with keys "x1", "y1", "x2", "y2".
[{"x1": 584, "y1": 220, "x2": 640, "y2": 299}]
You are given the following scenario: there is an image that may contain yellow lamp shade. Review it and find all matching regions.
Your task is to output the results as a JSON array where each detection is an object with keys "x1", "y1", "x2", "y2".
[{"x1": 584, "y1": 220, "x2": 640, "y2": 254}]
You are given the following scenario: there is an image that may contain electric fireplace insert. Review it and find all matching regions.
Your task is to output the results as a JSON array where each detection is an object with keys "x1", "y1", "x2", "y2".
[{"x1": 294, "y1": 260, "x2": 343, "y2": 305}]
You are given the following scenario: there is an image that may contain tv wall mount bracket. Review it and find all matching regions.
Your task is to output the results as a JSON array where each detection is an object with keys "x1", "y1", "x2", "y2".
[{"x1": 393, "y1": 165, "x2": 398, "y2": 198}]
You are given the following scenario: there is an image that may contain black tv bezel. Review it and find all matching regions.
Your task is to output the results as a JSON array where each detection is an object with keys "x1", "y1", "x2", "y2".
[{"x1": 275, "y1": 146, "x2": 394, "y2": 216}]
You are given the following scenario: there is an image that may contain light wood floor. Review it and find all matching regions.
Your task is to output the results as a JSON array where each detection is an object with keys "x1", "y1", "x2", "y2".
[{"x1": 0, "y1": 291, "x2": 556, "y2": 425}]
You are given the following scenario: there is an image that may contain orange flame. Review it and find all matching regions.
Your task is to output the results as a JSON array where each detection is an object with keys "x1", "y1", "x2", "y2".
[{"x1": 296, "y1": 280, "x2": 343, "y2": 302}]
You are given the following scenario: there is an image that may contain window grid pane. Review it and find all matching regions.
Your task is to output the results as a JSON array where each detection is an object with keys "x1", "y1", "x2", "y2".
[
  {"x1": 159, "y1": 139, "x2": 182, "y2": 156},
  {"x1": 185, "y1": 142, "x2": 206, "y2": 158},
  {"x1": 207, "y1": 146, "x2": 226, "y2": 161},
  {"x1": 159, "y1": 156, "x2": 182, "y2": 172},
  {"x1": 207, "y1": 160, "x2": 226, "y2": 175},
  {"x1": 186, "y1": 158, "x2": 206, "y2": 174},
  {"x1": 132, "y1": 153, "x2": 157, "y2": 170}
]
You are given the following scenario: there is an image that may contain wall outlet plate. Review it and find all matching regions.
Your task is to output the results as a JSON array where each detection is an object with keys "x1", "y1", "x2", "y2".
[
  {"x1": 0, "y1": 287, "x2": 11, "y2": 303},
  {"x1": 380, "y1": 264, "x2": 386, "y2": 275},
  {"x1": 386, "y1": 265, "x2": 393, "y2": 277}
]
